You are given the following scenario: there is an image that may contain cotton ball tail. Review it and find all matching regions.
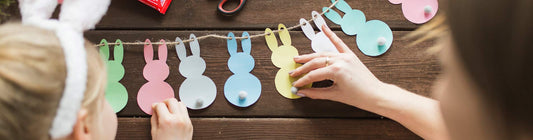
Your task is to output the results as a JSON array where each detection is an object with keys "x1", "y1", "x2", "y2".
[
  {"x1": 377, "y1": 37, "x2": 387, "y2": 46},
  {"x1": 424, "y1": 5, "x2": 433, "y2": 15},
  {"x1": 195, "y1": 98, "x2": 204, "y2": 107},
  {"x1": 291, "y1": 86, "x2": 299, "y2": 95},
  {"x1": 238, "y1": 91, "x2": 248, "y2": 100}
]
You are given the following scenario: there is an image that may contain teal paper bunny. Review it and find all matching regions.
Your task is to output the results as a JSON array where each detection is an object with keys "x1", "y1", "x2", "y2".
[{"x1": 323, "y1": 0, "x2": 394, "y2": 56}]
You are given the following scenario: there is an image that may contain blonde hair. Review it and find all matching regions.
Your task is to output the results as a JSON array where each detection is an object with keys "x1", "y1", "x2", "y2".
[{"x1": 0, "y1": 23, "x2": 106, "y2": 140}]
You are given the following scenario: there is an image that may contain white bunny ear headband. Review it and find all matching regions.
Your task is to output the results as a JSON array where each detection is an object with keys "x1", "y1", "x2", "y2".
[{"x1": 18, "y1": 0, "x2": 110, "y2": 138}]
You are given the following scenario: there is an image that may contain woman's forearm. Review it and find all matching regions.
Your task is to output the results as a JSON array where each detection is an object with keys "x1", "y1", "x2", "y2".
[{"x1": 362, "y1": 83, "x2": 449, "y2": 140}]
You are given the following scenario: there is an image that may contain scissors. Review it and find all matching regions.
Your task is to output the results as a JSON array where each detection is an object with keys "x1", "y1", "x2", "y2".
[{"x1": 218, "y1": 0, "x2": 247, "y2": 15}]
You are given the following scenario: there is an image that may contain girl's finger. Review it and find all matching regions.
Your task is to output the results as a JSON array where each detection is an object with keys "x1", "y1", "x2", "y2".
[
  {"x1": 290, "y1": 56, "x2": 333, "y2": 77},
  {"x1": 293, "y1": 66, "x2": 335, "y2": 88},
  {"x1": 151, "y1": 103, "x2": 159, "y2": 129},
  {"x1": 178, "y1": 102, "x2": 190, "y2": 117},
  {"x1": 155, "y1": 103, "x2": 171, "y2": 123},
  {"x1": 294, "y1": 52, "x2": 337, "y2": 64},
  {"x1": 164, "y1": 98, "x2": 180, "y2": 114},
  {"x1": 322, "y1": 25, "x2": 353, "y2": 54}
]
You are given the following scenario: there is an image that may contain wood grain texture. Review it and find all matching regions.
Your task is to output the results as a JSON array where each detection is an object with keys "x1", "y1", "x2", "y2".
[
  {"x1": 84, "y1": 30, "x2": 440, "y2": 118},
  {"x1": 117, "y1": 118, "x2": 421, "y2": 140},
  {"x1": 3, "y1": 0, "x2": 422, "y2": 30}
]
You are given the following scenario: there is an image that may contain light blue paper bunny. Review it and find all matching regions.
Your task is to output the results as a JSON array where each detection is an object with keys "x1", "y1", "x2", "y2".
[{"x1": 224, "y1": 32, "x2": 262, "y2": 107}]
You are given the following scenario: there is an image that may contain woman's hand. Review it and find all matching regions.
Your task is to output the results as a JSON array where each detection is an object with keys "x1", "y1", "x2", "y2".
[
  {"x1": 290, "y1": 25, "x2": 387, "y2": 110},
  {"x1": 291, "y1": 25, "x2": 449, "y2": 140},
  {"x1": 151, "y1": 98, "x2": 193, "y2": 140}
]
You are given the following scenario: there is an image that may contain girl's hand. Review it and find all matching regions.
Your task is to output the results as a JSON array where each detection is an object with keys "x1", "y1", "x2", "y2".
[
  {"x1": 151, "y1": 98, "x2": 193, "y2": 140},
  {"x1": 290, "y1": 25, "x2": 387, "y2": 110}
]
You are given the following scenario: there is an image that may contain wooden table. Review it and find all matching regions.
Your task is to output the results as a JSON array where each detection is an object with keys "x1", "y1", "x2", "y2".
[{"x1": 4, "y1": 0, "x2": 439, "y2": 139}]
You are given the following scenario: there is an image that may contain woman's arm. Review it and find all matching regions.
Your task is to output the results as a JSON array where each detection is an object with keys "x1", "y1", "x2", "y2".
[{"x1": 290, "y1": 25, "x2": 448, "y2": 140}]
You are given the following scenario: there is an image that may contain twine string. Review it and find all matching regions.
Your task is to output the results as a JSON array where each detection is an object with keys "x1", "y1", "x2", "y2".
[{"x1": 95, "y1": 0, "x2": 339, "y2": 47}]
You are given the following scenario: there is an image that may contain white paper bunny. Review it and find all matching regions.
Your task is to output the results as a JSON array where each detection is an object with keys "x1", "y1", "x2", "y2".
[
  {"x1": 300, "y1": 11, "x2": 338, "y2": 53},
  {"x1": 18, "y1": 0, "x2": 110, "y2": 138},
  {"x1": 175, "y1": 34, "x2": 217, "y2": 110}
]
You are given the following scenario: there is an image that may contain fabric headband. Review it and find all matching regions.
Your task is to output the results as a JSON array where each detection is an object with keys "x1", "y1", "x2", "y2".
[{"x1": 18, "y1": 0, "x2": 110, "y2": 138}]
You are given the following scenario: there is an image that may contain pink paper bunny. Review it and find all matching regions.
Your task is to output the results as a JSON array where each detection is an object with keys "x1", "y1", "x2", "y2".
[
  {"x1": 137, "y1": 39, "x2": 175, "y2": 115},
  {"x1": 389, "y1": 0, "x2": 438, "y2": 24}
]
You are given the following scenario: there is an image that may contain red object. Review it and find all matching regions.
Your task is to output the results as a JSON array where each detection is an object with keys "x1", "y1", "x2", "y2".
[
  {"x1": 139, "y1": 0, "x2": 172, "y2": 14},
  {"x1": 218, "y1": 0, "x2": 246, "y2": 15}
]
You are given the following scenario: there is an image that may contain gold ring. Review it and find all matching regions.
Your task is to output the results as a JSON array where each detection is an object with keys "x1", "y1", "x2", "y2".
[{"x1": 325, "y1": 56, "x2": 330, "y2": 67}]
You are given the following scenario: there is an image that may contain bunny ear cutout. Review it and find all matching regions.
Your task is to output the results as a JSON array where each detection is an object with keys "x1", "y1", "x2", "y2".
[
  {"x1": 175, "y1": 37, "x2": 186, "y2": 61},
  {"x1": 158, "y1": 39, "x2": 168, "y2": 61},
  {"x1": 312, "y1": 11, "x2": 328, "y2": 31},
  {"x1": 278, "y1": 24, "x2": 292, "y2": 46},
  {"x1": 189, "y1": 34, "x2": 201, "y2": 57},
  {"x1": 18, "y1": 0, "x2": 58, "y2": 28},
  {"x1": 323, "y1": 7, "x2": 342, "y2": 25},
  {"x1": 144, "y1": 39, "x2": 153, "y2": 63},
  {"x1": 227, "y1": 32, "x2": 238, "y2": 56},
  {"x1": 389, "y1": 0, "x2": 402, "y2": 4},
  {"x1": 265, "y1": 28, "x2": 278, "y2": 52},
  {"x1": 332, "y1": 0, "x2": 352, "y2": 14},
  {"x1": 114, "y1": 39, "x2": 124, "y2": 63},
  {"x1": 99, "y1": 39, "x2": 110, "y2": 61},
  {"x1": 58, "y1": 0, "x2": 111, "y2": 31},
  {"x1": 241, "y1": 32, "x2": 252, "y2": 54},
  {"x1": 300, "y1": 18, "x2": 316, "y2": 40}
]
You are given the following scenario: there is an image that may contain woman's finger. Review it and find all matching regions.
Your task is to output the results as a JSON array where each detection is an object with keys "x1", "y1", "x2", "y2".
[
  {"x1": 294, "y1": 52, "x2": 337, "y2": 64},
  {"x1": 322, "y1": 25, "x2": 353, "y2": 54},
  {"x1": 297, "y1": 87, "x2": 337, "y2": 100},
  {"x1": 290, "y1": 56, "x2": 332, "y2": 77},
  {"x1": 293, "y1": 66, "x2": 335, "y2": 88},
  {"x1": 164, "y1": 98, "x2": 180, "y2": 114}
]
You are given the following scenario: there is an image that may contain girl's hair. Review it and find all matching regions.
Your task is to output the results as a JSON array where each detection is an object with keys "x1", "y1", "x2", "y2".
[
  {"x1": 0, "y1": 23, "x2": 106, "y2": 140},
  {"x1": 410, "y1": 0, "x2": 533, "y2": 138}
]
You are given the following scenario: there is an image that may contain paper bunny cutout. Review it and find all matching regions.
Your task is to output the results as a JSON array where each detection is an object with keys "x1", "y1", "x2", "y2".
[
  {"x1": 99, "y1": 39, "x2": 128, "y2": 113},
  {"x1": 265, "y1": 24, "x2": 312, "y2": 99},
  {"x1": 137, "y1": 39, "x2": 175, "y2": 115},
  {"x1": 389, "y1": 0, "x2": 438, "y2": 24},
  {"x1": 300, "y1": 11, "x2": 338, "y2": 53},
  {"x1": 323, "y1": 0, "x2": 394, "y2": 56},
  {"x1": 18, "y1": 0, "x2": 111, "y2": 138},
  {"x1": 224, "y1": 32, "x2": 262, "y2": 107},
  {"x1": 176, "y1": 34, "x2": 217, "y2": 110}
]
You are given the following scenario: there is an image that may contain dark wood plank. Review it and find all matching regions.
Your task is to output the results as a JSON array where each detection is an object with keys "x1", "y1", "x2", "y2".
[
  {"x1": 4, "y1": 0, "x2": 421, "y2": 30},
  {"x1": 84, "y1": 30, "x2": 440, "y2": 118},
  {"x1": 117, "y1": 117, "x2": 421, "y2": 140}
]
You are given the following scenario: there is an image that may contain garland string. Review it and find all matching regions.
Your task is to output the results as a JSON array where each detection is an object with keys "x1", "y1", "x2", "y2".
[{"x1": 94, "y1": 0, "x2": 340, "y2": 47}]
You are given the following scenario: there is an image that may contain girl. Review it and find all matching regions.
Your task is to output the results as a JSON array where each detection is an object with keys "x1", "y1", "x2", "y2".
[
  {"x1": 0, "y1": 23, "x2": 193, "y2": 140},
  {"x1": 290, "y1": 0, "x2": 533, "y2": 139}
]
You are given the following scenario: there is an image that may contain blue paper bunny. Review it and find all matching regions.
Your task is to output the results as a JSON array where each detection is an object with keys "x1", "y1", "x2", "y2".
[{"x1": 224, "y1": 32, "x2": 262, "y2": 107}]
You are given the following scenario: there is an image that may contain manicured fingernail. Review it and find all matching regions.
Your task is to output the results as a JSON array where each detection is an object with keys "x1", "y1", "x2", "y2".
[
  {"x1": 288, "y1": 70, "x2": 295, "y2": 75},
  {"x1": 296, "y1": 93, "x2": 306, "y2": 97},
  {"x1": 294, "y1": 56, "x2": 300, "y2": 59}
]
